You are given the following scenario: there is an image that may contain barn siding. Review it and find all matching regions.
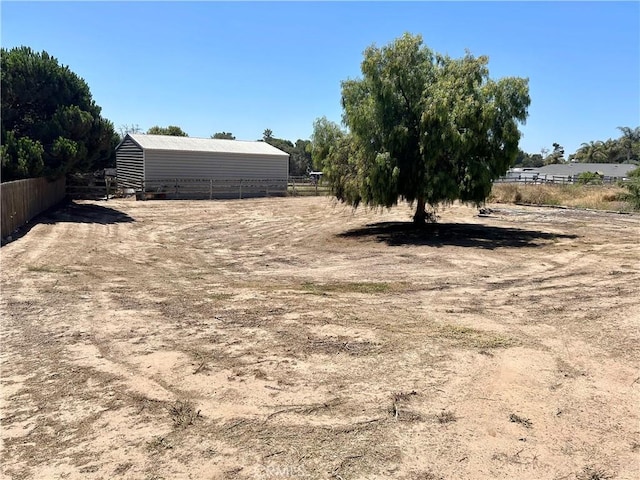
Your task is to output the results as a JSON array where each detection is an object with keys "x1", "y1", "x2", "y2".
[
  {"x1": 144, "y1": 150, "x2": 288, "y2": 181},
  {"x1": 115, "y1": 137, "x2": 144, "y2": 188}
]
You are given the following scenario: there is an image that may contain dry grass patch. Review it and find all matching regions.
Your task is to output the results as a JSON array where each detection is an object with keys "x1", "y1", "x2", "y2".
[
  {"x1": 146, "y1": 436, "x2": 174, "y2": 454},
  {"x1": 436, "y1": 410, "x2": 457, "y2": 424},
  {"x1": 509, "y1": 413, "x2": 533, "y2": 428},
  {"x1": 490, "y1": 183, "x2": 631, "y2": 211},
  {"x1": 305, "y1": 335, "x2": 381, "y2": 356},
  {"x1": 435, "y1": 324, "x2": 517, "y2": 349},
  {"x1": 576, "y1": 465, "x2": 615, "y2": 480},
  {"x1": 301, "y1": 281, "x2": 397, "y2": 294},
  {"x1": 26, "y1": 264, "x2": 71, "y2": 274},
  {"x1": 168, "y1": 400, "x2": 201, "y2": 429},
  {"x1": 390, "y1": 391, "x2": 423, "y2": 422}
]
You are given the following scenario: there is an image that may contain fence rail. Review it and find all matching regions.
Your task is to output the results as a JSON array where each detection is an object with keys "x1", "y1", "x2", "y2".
[
  {"x1": 137, "y1": 178, "x2": 289, "y2": 200},
  {"x1": 495, "y1": 174, "x2": 628, "y2": 185},
  {"x1": 288, "y1": 176, "x2": 330, "y2": 196},
  {"x1": 1, "y1": 177, "x2": 66, "y2": 238}
]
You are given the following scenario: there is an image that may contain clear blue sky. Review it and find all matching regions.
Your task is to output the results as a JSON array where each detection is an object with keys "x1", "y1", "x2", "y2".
[{"x1": 2, "y1": 1, "x2": 639, "y2": 156}]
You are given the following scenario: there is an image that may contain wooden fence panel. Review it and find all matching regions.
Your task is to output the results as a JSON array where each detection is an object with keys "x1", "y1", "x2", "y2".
[{"x1": 1, "y1": 177, "x2": 66, "y2": 238}]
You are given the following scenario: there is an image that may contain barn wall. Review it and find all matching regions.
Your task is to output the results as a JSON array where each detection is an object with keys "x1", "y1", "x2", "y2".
[
  {"x1": 143, "y1": 150, "x2": 289, "y2": 181},
  {"x1": 116, "y1": 137, "x2": 144, "y2": 189}
]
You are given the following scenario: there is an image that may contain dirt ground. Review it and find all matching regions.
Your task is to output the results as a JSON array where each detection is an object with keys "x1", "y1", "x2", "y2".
[{"x1": 1, "y1": 196, "x2": 639, "y2": 480}]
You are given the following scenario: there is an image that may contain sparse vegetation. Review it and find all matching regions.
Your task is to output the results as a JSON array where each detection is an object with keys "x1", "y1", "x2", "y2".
[
  {"x1": 622, "y1": 167, "x2": 640, "y2": 210},
  {"x1": 490, "y1": 183, "x2": 634, "y2": 211},
  {"x1": 26, "y1": 264, "x2": 70, "y2": 274},
  {"x1": 509, "y1": 413, "x2": 533, "y2": 428},
  {"x1": 407, "y1": 471, "x2": 445, "y2": 480},
  {"x1": 2, "y1": 197, "x2": 638, "y2": 479},
  {"x1": 577, "y1": 172, "x2": 603, "y2": 185},
  {"x1": 436, "y1": 410, "x2": 457, "y2": 424},
  {"x1": 146, "y1": 436, "x2": 173, "y2": 454},
  {"x1": 302, "y1": 281, "x2": 394, "y2": 294},
  {"x1": 168, "y1": 400, "x2": 201, "y2": 429},
  {"x1": 390, "y1": 391, "x2": 423, "y2": 422},
  {"x1": 436, "y1": 324, "x2": 516, "y2": 349},
  {"x1": 576, "y1": 465, "x2": 614, "y2": 480}
]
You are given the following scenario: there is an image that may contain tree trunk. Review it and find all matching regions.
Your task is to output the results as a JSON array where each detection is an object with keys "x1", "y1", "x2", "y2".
[{"x1": 413, "y1": 197, "x2": 427, "y2": 225}]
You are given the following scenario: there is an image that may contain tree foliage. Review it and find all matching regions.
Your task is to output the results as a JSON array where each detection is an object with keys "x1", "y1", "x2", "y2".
[
  {"x1": 261, "y1": 130, "x2": 313, "y2": 176},
  {"x1": 147, "y1": 125, "x2": 189, "y2": 136},
  {"x1": 1, "y1": 46, "x2": 118, "y2": 181},
  {"x1": 312, "y1": 33, "x2": 530, "y2": 223},
  {"x1": 513, "y1": 149, "x2": 544, "y2": 168},
  {"x1": 544, "y1": 142, "x2": 565, "y2": 165},
  {"x1": 211, "y1": 131, "x2": 236, "y2": 140},
  {"x1": 623, "y1": 166, "x2": 640, "y2": 210},
  {"x1": 569, "y1": 127, "x2": 640, "y2": 164}
]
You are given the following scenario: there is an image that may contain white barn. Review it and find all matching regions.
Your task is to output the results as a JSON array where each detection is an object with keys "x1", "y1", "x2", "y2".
[{"x1": 115, "y1": 134, "x2": 290, "y2": 198}]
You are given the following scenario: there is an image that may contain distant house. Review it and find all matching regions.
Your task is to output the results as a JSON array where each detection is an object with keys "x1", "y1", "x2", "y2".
[
  {"x1": 115, "y1": 134, "x2": 290, "y2": 198},
  {"x1": 537, "y1": 163, "x2": 637, "y2": 183},
  {"x1": 499, "y1": 163, "x2": 637, "y2": 184},
  {"x1": 502, "y1": 167, "x2": 541, "y2": 182}
]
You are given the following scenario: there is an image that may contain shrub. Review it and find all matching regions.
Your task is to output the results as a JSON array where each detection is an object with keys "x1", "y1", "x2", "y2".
[
  {"x1": 577, "y1": 172, "x2": 603, "y2": 185},
  {"x1": 623, "y1": 167, "x2": 640, "y2": 210}
]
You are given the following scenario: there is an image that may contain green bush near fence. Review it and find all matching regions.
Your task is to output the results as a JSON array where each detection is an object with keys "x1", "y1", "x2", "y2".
[
  {"x1": 577, "y1": 172, "x2": 603, "y2": 185},
  {"x1": 623, "y1": 167, "x2": 640, "y2": 210}
]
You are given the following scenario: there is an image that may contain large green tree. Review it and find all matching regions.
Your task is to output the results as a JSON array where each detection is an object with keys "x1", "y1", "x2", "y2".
[
  {"x1": 569, "y1": 128, "x2": 639, "y2": 163},
  {"x1": 312, "y1": 33, "x2": 530, "y2": 223},
  {"x1": 513, "y1": 149, "x2": 544, "y2": 168},
  {"x1": 617, "y1": 126, "x2": 640, "y2": 163},
  {"x1": 147, "y1": 125, "x2": 189, "y2": 136},
  {"x1": 544, "y1": 142, "x2": 565, "y2": 165},
  {"x1": 260, "y1": 130, "x2": 312, "y2": 176},
  {"x1": 1, "y1": 47, "x2": 118, "y2": 182}
]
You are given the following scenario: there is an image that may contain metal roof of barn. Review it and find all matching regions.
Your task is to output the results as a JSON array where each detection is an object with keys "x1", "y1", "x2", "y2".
[
  {"x1": 537, "y1": 163, "x2": 637, "y2": 178},
  {"x1": 123, "y1": 134, "x2": 289, "y2": 157}
]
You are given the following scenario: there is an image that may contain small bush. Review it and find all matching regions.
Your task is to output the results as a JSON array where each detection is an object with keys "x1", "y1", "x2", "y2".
[
  {"x1": 623, "y1": 179, "x2": 640, "y2": 210},
  {"x1": 577, "y1": 172, "x2": 603, "y2": 185},
  {"x1": 436, "y1": 410, "x2": 457, "y2": 424},
  {"x1": 576, "y1": 465, "x2": 614, "y2": 480},
  {"x1": 168, "y1": 400, "x2": 201, "y2": 429}
]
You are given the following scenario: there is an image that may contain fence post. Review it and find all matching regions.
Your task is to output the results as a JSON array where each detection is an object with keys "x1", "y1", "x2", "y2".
[
  {"x1": 239, "y1": 179, "x2": 242, "y2": 199},
  {"x1": 209, "y1": 179, "x2": 213, "y2": 200}
]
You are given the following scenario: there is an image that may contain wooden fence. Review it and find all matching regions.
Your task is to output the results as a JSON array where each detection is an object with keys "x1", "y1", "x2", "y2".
[
  {"x1": 288, "y1": 176, "x2": 330, "y2": 196},
  {"x1": 137, "y1": 178, "x2": 289, "y2": 200},
  {"x1": 495, "y1": 174, "x2": 628, "y2": 185},
  {"x1": 1, "y1": 177, "x2": 66, "y2": 238}
]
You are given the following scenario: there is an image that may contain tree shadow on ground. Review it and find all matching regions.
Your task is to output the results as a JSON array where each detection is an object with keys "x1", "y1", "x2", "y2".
[
  {"x1": 2, "y1": 199, "x2": 134, "y2": 246},
  {"x1": 337, "y1": 221, "x2": 578, "y2": 249},
  {"x1": 39, "y1": 200, "x2": 134, "y2": 225}
]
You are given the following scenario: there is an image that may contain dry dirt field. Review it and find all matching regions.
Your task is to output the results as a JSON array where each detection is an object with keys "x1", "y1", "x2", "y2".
[{"x1": 1, "y1": 196, "x2": 639, "y2": 480}]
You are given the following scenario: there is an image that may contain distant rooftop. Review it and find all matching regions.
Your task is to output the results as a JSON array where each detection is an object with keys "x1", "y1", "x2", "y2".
[
  {"x1": 125, "y1": 134, "x2": 289, "y2": 157},
  {"x1": 538, "y1": 163, "x2": 637, "y2": 178}
]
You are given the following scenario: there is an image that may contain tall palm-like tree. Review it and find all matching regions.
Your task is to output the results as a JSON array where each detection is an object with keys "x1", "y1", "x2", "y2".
[
  {"x1": 617, "y1": 126, "x2": 640, "y2": 163},
  {"x1": 579, "y1": 140, "x2": 607, "y2": 163}
]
